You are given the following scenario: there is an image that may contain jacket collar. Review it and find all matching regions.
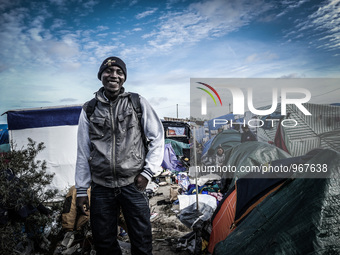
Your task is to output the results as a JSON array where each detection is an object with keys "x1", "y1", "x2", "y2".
[{"x1": 95, "y1": 87, "x2": 129, "y2": 103}]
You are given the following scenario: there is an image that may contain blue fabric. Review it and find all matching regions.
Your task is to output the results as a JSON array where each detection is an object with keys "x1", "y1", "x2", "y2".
[
  {"x1": 7, "y1": 106, "x2": 82, "y2": 130},
  {"x1": 202, "y1": 137, "x2": 214, "y2": 155},
  {"x1": 235, "y1": 177, "x2": 286, "y2": 222},
  {"x1": 0, "y1": 124, "x2": 9, "y2": 144}
]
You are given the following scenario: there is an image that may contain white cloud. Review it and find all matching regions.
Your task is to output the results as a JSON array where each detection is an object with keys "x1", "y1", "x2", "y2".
[
  {"x1": 279, "y1": 73, "x2": 306, "y2": 78},
  {"x1": 143, "y1": 0, "x2": 272, "y2": 53},
  {"x1": 96, "y1": 25, "x2": 109, "y2": 31},
  {"x1": 60, "y1": 98, "x2": 78, "y2": 102},
  {"x1": 129, "y1": 0, "x2": 138, "y2": 7},
  {"x1": 136, "y1": 8, "x2": 158, "y2": 19},
  {"x1": 148, "y1": 97, "x2": 168, "y2": 106},
  {"x1": 83, "y1": 0, "x2": 98, "y2": 9},
  {"x1": 50, "y1": 18, "x2": 66, "y2": 30},
  {"x1": 0, "y1": 0, "x2": 20, "y2": 10},
  {"x1": 277, "y1": 0, "x2": 310, "y2": 17},
  {"x1": 46, "y1": 40, "x2": 79, "y2": 58},
  {"x1": 288, "y1": 0, "x2": 340, "y2": 51},
  {"x1": 245, "y1": 51, "x2": 279, "y2": 63},
  {"x1": 49, "y1": 0, "x2": 67, "y2": 6}
]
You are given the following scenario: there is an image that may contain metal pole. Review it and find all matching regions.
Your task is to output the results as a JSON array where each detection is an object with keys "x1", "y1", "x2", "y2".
[
  {"x1": 192, "y1": 126, "x2": 199, "y2": 210},
  {"x1": 176, "y1": 104, "x2": 178, "y2": 119}
]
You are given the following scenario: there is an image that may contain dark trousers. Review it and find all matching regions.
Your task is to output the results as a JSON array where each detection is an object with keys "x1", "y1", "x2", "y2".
[{"x1": 90, "y1": 183, "x2": 152, "y2": 255}]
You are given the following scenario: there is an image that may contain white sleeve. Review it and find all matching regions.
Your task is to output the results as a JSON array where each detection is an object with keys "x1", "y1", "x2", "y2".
[
  {"x1": 75, "y1": 109, "x2": 92, "y2": 197},
  {"x1": 139, "y1": 96, "x2": 165, "y2": 181}
]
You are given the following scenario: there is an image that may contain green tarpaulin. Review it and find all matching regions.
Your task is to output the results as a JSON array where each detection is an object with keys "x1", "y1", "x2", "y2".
[{"x1": 214, "y1": 149, "x2": 340, "y2": 254}]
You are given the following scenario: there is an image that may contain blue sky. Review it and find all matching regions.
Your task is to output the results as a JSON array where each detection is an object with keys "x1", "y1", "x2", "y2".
[{"x1": 1, "y1": 0, "x2": 340, "y2": 124}]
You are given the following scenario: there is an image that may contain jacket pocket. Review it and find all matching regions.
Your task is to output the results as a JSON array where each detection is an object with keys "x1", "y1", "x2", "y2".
[
  {"x1": 117, "y1": 106, "x2": 137, "y2": 132},
  {"x1": 89, "y1": 116, "x2": 105, "y2": 138}
]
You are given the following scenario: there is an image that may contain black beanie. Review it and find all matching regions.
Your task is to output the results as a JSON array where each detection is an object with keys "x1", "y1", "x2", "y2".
[{"x1": 97, "y1": 56, "x2": 127, "y2": 81}]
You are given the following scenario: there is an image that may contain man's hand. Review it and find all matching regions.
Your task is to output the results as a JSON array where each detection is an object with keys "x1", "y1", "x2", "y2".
[
  {"x1": 76, "y1": 196, "x2": 90, "y2": 216},
  {"x1": 134, "y1": 174, "x2": 148, "y2": 191}
]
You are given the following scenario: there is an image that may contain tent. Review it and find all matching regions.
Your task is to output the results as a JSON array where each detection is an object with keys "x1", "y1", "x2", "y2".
[
  {"x1": 161, "y1": 143, "x2": 186, "y2": 172},
  {"x1": 221, "y1": 141, "x2": 291, "y2": 185},
  {"x1": 207, "y1": 113, "x2": 235, "y2": 132},
  {"x1": 0, "y1": 124, "x2": 10, "y2": 152},
  {"x1": 208, "y1": 176, "x2": 288, "y2": 253},
  {"x1": 165, "y1": 138, "x2": 190, "y2": 157},
  {"x1": 5, "y1": 105, "x2": 82, "y2": 194},
  {"x1": 210, "y1": 148, "x2": 340, "y2": 254},
  {"x1": 201, "y1": 129, "x2": 241, "y2": 158}
]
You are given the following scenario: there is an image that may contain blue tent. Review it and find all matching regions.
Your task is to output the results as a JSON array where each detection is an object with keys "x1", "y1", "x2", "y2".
[
  {"x1": 202, "y1": 137, "x2": 214, "y2": 156},
  {"x1": 207, "y1": 113, "x2": 235, "y2": 131},
  {"x1": 0, "y1": 124, "x2": 9, "y2": 152},
  {"x1": 0, "y1": 124, "x2": 9, "y2": 144}
]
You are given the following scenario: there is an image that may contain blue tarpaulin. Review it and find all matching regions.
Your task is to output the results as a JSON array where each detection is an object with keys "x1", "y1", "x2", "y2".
[{"x1": 6, "y1": 106, "x2": 82, "y2": 130}]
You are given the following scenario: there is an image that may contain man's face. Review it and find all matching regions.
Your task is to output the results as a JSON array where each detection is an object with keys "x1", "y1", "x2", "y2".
[{"x1": 101, "y1": 66, "x2": 125, "y2": 97}]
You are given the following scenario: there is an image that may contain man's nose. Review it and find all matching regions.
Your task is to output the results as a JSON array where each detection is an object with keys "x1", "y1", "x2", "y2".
[{"x1": 110, "y1": 71, "x2": 118, "y2": 78}]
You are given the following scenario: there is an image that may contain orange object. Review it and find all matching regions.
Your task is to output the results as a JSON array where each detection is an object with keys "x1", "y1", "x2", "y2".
[{"x1": 208, "y1": 189, "x2": 236, "y2": 254}]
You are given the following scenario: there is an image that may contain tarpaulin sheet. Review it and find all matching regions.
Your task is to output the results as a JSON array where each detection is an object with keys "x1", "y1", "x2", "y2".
[
  {"x1": 165, "y1": 139, "x2": 190, "y2": 157},
  {"x1": 214, "y1": 149, "x2": 340, "y2": 254},
  {"x1": 202, "y1": 129, "x2": 241, "y2": 158},
  {"x1": 6, "y1": 106, "x2": 82, "y2": 194},
  {"x1": 162, "y1": 143, "x2": 186, "y2": 172},
  {"x1": 222, "y1": 141, "x2": 290, "y2": 186},
  {"x1": 7, "y1": 106, "x2": 82, "y2": 130}
]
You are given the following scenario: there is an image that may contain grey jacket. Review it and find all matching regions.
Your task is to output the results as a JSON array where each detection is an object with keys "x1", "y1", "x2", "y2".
[{"x1": 75, "y1": 87, "x2": 164, "y2": 196}]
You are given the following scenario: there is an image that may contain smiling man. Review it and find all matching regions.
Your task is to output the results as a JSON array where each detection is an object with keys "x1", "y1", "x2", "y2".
[{"x1": 75, "y1": 56, "x2": 164, "y2": 255}]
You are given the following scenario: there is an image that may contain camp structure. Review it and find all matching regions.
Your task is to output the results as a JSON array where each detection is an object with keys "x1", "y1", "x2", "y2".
[
  {"x1": 4, "y1": 105, "x2": 82, "y2": 195},
  {"x1": 257, "y1": 103, "x2": 340, "y2": 156}
]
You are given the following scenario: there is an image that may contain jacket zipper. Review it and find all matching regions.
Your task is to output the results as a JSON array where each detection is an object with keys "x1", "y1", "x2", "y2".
[{"x1": 110, "y1": 102, "x2": 118, "y2": 186}]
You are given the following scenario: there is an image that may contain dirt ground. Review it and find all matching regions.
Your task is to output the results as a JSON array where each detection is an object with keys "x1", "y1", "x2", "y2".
[{"x1": 150, "y1": 184, "x2": 192, "y2": 255}]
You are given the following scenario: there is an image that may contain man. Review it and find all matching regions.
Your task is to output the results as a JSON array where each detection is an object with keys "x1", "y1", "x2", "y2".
[
  {"x1": 75, "y1": 56, "x2": 164, "y2": 255},
  {"x1": 215, "y1": 145, "x2": 225, "y2": 167},
  {"x1": 241, "y1": 125, "x2": 257, "y2": 143}
]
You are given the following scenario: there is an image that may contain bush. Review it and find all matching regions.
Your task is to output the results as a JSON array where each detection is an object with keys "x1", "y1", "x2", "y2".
[{"x1": 0, "y1": 138, "x2": 59, "y2": 254}]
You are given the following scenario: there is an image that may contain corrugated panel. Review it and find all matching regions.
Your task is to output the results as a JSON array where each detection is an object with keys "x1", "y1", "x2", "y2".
[
  {"x1": 255, "y1": 103, "x2": 281, "y2": 143},
  {"x1": 257, "y1": 126, "x2": 276, "y2": 143},
  {"x1": 288, "y1": 137, "x2": 321, "y2": 157},
  {"x1": 319, "y1": 129, "x2": 340, "y2": 152},
  {"x1": 256, "y1": 103, "x2": 340, "y2": 156},
  {"x1": 291, "y1": 103, "x2": 340, "y2": 135}
]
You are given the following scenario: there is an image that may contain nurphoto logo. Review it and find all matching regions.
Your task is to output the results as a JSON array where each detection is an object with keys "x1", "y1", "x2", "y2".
[{"x1": 193, "y1": 79, "x2": 315, "y2": 128}]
